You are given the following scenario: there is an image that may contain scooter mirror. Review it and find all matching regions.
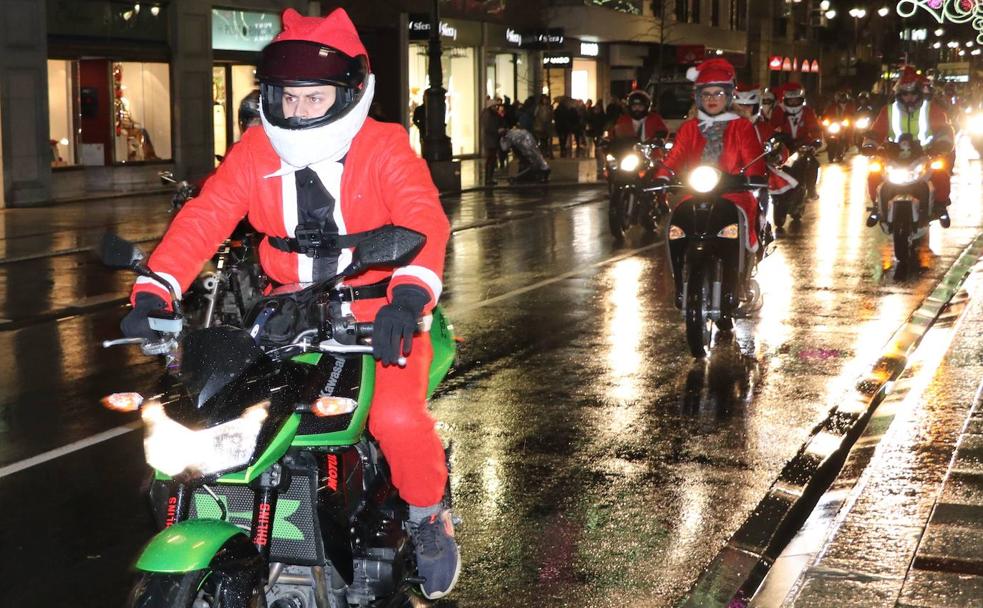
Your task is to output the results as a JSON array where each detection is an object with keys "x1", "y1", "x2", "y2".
[
  {"x1": 345, "y1": 226, "x2": 427, "y2": 275},
  {"x1": 99, "y1": 232, "x2": 145, "y2": 269}
]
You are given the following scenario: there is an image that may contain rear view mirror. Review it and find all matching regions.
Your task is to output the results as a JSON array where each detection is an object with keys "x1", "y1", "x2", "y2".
[
  {"x1": 99, "y1": 233, "x2": 144, "y2": 269},
  {"x1": 346, "y1": 226, "x2": 426, "y2": 275}
]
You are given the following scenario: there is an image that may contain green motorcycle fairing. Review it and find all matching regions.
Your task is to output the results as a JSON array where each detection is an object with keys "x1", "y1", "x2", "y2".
[{"x1": 135, "y1": 519, "x2": 254, "y2": 573}]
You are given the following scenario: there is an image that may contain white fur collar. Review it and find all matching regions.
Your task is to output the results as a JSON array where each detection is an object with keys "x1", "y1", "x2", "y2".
[
  {"x1": 261, "y1": 74, "x2": 375, "y2": 175},
  {"x1": 697, "y1": 110, "x2": 740, "y2": 131}
]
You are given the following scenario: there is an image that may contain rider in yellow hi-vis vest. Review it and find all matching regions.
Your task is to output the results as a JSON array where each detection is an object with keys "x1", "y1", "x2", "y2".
[{"x1": 863, "y1": 66, "x2": 955, "y2": 227}]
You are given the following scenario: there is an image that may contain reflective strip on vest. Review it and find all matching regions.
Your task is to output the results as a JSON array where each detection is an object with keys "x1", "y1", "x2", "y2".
[{"x1": 889, "y1": 100, "x2": 930, "y2": 145}]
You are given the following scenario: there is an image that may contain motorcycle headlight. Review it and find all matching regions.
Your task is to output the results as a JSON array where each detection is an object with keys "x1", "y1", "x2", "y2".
[
  {"x1": 855, "y1": 117, "x2": 871, "y2": 130},
  {"x1": 969, "y1": 114, "x2": 983, "y2": 135},
  {"x1": 142, "y1": 400, "x2": 270, "y2": 477},
  {"x1": 886, "y1": 163, "x2": 927, "y2": 186},
  {"x1": 668, "y1": 225, "x2": 686, "y2": 240},
  {"x1": 605, "y1": 153, "x2": 616, "y2": 162},
  {"x1": 827, "y1": 123, "x2": 841, "y2": 135},
  {"x1": 687, "y1": 165, "x2": 721, "y2": 193},
  {"x1": 717, "y1": 224, "x2": 740, "y2": 239},
  {"x1": 841, "y1": 119, "x2": 850, "y2": 127},
  {"x1": 619, "y1": 154, "x2": 641, "y2": 172}
]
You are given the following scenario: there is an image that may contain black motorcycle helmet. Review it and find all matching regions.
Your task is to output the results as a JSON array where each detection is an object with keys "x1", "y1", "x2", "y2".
[
  {"x1": 237, "y1": 89, "x2": 261, "y2": 134},
  {"x1": 626, "y1": 90, "x2": 652, "y2": 120},
  {"x1": 256, "y1": 39, "x2": 369, "y2": 130}
]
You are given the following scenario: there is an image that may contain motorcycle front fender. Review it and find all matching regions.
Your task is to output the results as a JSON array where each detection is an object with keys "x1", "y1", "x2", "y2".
[{"x1": 135, "y1": 519, "x2": 259, "y2": 574}]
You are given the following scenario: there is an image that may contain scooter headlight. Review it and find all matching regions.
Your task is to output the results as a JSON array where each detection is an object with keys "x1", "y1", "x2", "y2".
[
  {"x1": 142, "y1": 400, "x2": 270, "y2": 477},
  {"x1": 687, "y1": 165, "x2": 721, "y2": 193},
  {"x1": 886, "y1": 163, "x2": 927, "y2": 186},
  {"x1": 619, "y1": 154, "x2": 641, "y2": 172},
  {"x1": 717, "y1": 224, "x2": 740, "y2": 239},
  {"x1": 668, "y1": 225, "x2": 686, "y2": 240},
  {"x1": 827, "y1": 122, "x2": 841, "y2": 135},
  {"x1": 855, "y1": 117, "x2": 871, "y2": 130}
]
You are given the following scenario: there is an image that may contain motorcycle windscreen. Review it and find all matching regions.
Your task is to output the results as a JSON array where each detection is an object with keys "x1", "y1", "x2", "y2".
[{"x1": 180, "y1": 327, "x2": 266, "y2": 409}]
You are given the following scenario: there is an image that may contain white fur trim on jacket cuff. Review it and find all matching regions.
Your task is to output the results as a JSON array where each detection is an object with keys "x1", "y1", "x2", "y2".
[
  {"x1": 392, "y1": 265, "x2": 443, "y2": 302},
  {"x1": 136, "y1": 272, "x2": 182, "y2": 301}
]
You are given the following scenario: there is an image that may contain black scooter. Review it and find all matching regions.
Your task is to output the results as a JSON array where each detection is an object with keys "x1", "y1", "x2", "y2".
[{"x1": 647, "y1": 149, "x2": 771, "y2": 357}]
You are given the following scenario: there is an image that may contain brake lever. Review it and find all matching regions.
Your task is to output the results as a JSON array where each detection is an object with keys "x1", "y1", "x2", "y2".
[{"x1": 102, "y1": 337, "x2": 145, "y2": 348}]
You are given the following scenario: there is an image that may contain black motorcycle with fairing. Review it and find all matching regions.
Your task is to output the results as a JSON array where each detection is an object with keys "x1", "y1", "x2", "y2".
[
  {"x1": 97, "y1": 227, "x2": 457, "y2": 608},
  {"x1": 864, "y1": 134, "x2": 949, "y2": 270},
  {"x1": 647, "y1": 147, "x2": 771, "y2": 357}
]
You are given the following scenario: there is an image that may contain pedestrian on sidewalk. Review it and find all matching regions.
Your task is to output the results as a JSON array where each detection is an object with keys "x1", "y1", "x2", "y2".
[
  {"x1": 481, "y1": 97, "x2": 505, "y2": 186},
  {"x1": 533, "y1": 94, "x2": 554, "y2": 159}
]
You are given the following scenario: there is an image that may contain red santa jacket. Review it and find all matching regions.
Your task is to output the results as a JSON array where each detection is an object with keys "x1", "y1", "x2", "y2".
[
  {"x1": 656, "y1": 116, "x2": 766, "y2": 180},
  {"x1": 750, "y1": 117, "x2": 797, "y2": 195},
  {"x1": 613, "y1": 112, "x2": 669, "y2": 142},
  {"x1": 770, "y1": 105, "x2": 822, "y2": 147},
  {"x1": 132, "y1": 119, "x2": 450, "y2": 320}
]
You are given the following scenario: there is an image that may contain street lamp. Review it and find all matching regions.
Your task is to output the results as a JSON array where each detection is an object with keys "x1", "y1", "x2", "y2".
[
  {"x1": 820, "y1": 0, "x2": 830, "y2": 9},
  {"x1": 935, "y1": 28, "x2": 945, "y2": 36},
  {"x1": 878, "y1": 6, "x2": 890, "y2": 17},
  {"x1": 848, "y1": 8, "x2": 867, "y2": 58},
  {"x1": 825, "y1": 9, "x2": 837, "y2": 19}
]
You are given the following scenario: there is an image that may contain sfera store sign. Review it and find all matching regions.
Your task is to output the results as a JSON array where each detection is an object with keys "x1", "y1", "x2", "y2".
[
  {"x1": 408, "y1": 14, "x2": 459, "y2": 41},
  {"x1": 543, "y1": 53, "x2": 573, "y2": 68},
  {"x1": 520, "y1": 28, "x2": 565, "y2": 49}
]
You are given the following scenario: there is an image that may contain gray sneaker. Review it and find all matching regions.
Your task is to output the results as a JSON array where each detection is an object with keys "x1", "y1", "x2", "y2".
[{"x1": 411, "y1": 509, "x2": 461, "y2": 599}]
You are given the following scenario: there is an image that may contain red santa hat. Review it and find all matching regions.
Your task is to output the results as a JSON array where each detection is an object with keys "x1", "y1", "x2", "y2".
[
  {"x1": 781, "y1": 82, "x2": 805, "y2": 100},
  {"x1": 274, "y1": 8, "x2": 370, "y2": 70},
  {"x1": 895, "y1": 65, "x2": 923, "y2": 92},
  {"x1": 734, "y1": 82, "x2": 761, "y2": 104},
  {"x1": 686, "y1": 58, "x2": 737, "y2": 87}
]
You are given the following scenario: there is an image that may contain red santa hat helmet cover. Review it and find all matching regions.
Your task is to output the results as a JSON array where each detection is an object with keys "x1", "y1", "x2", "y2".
[
  {"x1": 734, "y1": 82, "x2": 761, "y2": 105},
  {"x1": 687, "y1": 58, "x2": 737, "y2": 111},
  {"x1": 257, "y1": 8, "x2": 371, "y2": 130}
]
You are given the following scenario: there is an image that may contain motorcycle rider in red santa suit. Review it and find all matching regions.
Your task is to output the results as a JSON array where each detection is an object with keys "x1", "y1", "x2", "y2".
[
  {"x1": 770, "y1": 83, "x2": 822, "y2": 199},
  {"x1": 119, "y1": 8, "x2": 460, "y2": 599},
  {"x1": 656, "y1": 59, "x2": 767, "y2": 251},
  {"x1": 734, "y1": 82, "x2": 797, "y2": 241},
  {"x1": 613, "y1": 89, "x2": 669, "y2": 143}
]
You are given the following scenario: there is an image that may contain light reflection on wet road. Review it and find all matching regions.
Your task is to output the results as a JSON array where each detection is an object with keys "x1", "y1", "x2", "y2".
[{"x1": 0, "y1": 151, "x2": 981, "y2": 607}]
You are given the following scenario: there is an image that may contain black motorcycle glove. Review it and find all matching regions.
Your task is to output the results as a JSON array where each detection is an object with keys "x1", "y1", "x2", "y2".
[
  {"x1": 373, "y1": 285, "x2": 430, "y2": 366},
  {"x1": 120, "y1": 292, "x2": 168, "y2": 341}
]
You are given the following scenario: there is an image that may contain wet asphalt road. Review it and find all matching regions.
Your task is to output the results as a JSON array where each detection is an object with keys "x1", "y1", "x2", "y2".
[{"x1": 1, "y1": 149, "x2": 982, "y2": 607}]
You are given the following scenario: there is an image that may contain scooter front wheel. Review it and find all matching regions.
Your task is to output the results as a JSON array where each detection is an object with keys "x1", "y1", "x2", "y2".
[
  {"x1": 685, "y1": 262, "x2": 713, "y2": 358},
  {"x1": 127, "y1": 569, "x2": 267, "y2": 608}
]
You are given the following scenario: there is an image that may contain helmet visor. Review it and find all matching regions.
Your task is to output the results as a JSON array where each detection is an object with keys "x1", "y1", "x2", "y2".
[
  {"x1": 783, "y1": 96, "x2": 804, "y2": 108},
  {"x1": 258, "y1": 40, "x2": 367, "y2": 88}
]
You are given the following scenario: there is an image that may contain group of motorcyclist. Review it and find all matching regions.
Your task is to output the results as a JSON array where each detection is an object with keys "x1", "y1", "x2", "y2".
[
  {"x1": 604, "y1": 61, "x2": 963, "y2": 242},
  {"x1": 113, "y1": 6, "x2": 971, "y2": 598}
]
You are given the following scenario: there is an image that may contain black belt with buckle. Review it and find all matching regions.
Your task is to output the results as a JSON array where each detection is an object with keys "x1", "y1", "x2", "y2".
[{"x1": 333, "y1": 279, "x2": 390, "y2": 302}]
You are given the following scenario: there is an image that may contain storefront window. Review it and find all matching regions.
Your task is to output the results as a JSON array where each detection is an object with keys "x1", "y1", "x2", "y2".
[
  {"x1": 213, "y1": 64, "x2": 259, "y2": 160},
  {"x1": 213, "y1": 66, "x2": 228, "y2": 160},
  {"x1": 47, "y1": 59, "x2": 76, "y2": 167},
  {"x1": 112, "y1": 61, "x2": 171, "y2": 162},
  {"x1": 409, "y1": 44, "x2": 476, "y2": 156},
  {"x1": 571, "y1": 59, "x2": 598, "y2": 103}
]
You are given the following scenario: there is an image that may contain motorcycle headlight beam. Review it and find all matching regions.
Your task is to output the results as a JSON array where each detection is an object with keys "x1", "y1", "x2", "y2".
[
  {"x1": 855, "y1": 117, "x2": 871, "y2": 130},
  {"x1": 886, "y1": 163, "x2": 927, "y2": 186},
  {"x1": 969, "y1": 114, "x2": 983, "y2": 135},
  {"x1": 619, "y1": 154, "x2": 641, "y2": 172},
  {"x1": 827, "y1": 123, "x2": 841, "y2": 135},
  {"x1": 687, "y1": 165, "x2": 721, "y2": 193},
  {"x1": 142, "y1": 400, "x2": 270, "y2": 477}
]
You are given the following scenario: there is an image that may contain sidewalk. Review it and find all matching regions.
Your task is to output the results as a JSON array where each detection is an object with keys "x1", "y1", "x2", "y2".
[{"x1": 754, "y1": 259, "x2": 983, "y2": 607}]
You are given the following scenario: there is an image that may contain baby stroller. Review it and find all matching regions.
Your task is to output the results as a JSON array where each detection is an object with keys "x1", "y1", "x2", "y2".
[{"x1": 501, "y1": 127, "x2": 551, "y2": 184}]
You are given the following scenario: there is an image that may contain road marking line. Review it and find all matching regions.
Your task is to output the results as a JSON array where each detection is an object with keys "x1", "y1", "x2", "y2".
[
  {"x1": 0, "y1": 422, "x2": 141, "y2": 480},
  {"x1": 0, "y1": 239, "x2": 659, "y2": 478}
]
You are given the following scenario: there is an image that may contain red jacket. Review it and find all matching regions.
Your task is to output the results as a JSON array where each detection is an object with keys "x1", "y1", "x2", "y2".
[
  {"x1": 656, "y1": 116, "x2": 766, "y2": 180},
  {"x1": 613, "y1": 112, "x2": 669, "y2": 142},
  {"x1": 133, "y1": 119, "x2": 450, "y2": 320},
  {"x1": 770, "y1": 106, "x2": 822, "y2": 146},
  {"x1": 750, "y1": 117, "x2": 797, "y2": 195}
]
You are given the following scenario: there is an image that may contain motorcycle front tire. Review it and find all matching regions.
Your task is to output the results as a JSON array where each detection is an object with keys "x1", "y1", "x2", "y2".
[
  {"x1": 608, "y1": 189, "x2": 632, "y2": 239},
  {"x1": 127, "y1": 570, "x2": 266, "y2": 608}
]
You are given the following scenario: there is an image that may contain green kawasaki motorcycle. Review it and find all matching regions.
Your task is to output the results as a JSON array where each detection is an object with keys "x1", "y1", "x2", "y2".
[{"x1": 98, "y1": 227, "x2": 455, "y2": 608}]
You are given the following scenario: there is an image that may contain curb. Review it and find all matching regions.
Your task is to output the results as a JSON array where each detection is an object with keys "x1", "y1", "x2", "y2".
[{"x1": 680, "y1": 232, "x2": 983, "y2": 607}]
